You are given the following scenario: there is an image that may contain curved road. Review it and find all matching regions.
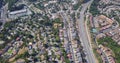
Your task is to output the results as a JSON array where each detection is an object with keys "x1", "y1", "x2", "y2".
[{"x1": 78, "y1": 0, "x2": 96, "y2": 63}]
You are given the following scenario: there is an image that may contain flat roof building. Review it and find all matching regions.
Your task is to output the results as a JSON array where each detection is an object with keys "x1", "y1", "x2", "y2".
[{"x1": 8, "y1": 8, "x2": 32, "y2": 19}]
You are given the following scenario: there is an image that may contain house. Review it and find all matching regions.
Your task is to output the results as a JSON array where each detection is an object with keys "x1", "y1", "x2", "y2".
[
  {"x1": 96, "y1": 33, "x2": 106, "y2": 39},
  {"x1": 16, "y1": 59, "x2": 25, "y2": 63}
]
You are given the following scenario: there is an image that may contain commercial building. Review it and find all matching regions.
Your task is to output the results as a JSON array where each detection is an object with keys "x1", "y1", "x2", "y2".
[{"x1": 8, "y1": 8, "x2": 32, "y2": 19}]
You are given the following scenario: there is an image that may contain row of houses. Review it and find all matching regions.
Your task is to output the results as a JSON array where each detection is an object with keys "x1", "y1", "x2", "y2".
[
  {"x1": 91, "y1": 15, "x2": 120, "y2": 63},
  {"x1": 106, "y1": 27, "x2": 120, "y2": 45},
  {"x1": 94, "y1": 15, "x2": 120, "y2": 45},
  {"x1": 93, "y1": 15, "x2": 114, "y2": 31},
  {"x1": 93, "y1": 15, "x2": 120, "y2": 45},
  {"x1": 98, "y1": 45, "x2": 115, "y2": 63}
]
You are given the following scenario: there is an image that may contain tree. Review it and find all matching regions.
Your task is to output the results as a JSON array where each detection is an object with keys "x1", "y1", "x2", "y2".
[
  {"x1": 29, "y1": 0, "x2": 37, "y2": 2},
  {"x1": 0, "y1": 22, "x2": 2, "y2": 26},
  {"x1": 89, "y1": 0, "x2": 100, "y2": 16},
  {"x1": 4, "y1": 0, "x2": 18, "y2": 11}
]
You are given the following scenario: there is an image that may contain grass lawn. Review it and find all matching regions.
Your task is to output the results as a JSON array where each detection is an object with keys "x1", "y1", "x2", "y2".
[
  {"x1": 8, "y1": 49, "x2": 13, "y2": 54},
  {"x1": 93, "y1": 49, "x2": 102, "y2": 63}
]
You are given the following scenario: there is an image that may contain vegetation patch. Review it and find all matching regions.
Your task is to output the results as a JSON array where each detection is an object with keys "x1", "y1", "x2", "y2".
[
  {"x1": 98, "y1": 36, "x2": 120, "y2": 63},
  {"x1": 89, "y1": 0, "x2": 100, "y2": 16}
]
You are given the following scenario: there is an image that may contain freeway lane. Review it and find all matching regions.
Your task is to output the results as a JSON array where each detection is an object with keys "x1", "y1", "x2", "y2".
[{"x1": 77, "y1": 0, "x2": 96, "y2": 63}]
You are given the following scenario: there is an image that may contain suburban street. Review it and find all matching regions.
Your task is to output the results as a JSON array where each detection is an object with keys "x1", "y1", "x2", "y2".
[
  {"x1": 62, "y1": 12, "x2": 76, "y2": 62},
  {"x1": 77, "y1": 0, "x2": 96, "y2": 63}
]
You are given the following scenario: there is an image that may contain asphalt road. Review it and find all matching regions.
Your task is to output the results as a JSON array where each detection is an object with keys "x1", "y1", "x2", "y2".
[
  {"x1": 61, "y1": 12, "x2": 76, "y2": 62},
  {"x1": 77, "y1": 0, "x2": 96, "y2": 63},
  {"x1": 0, "y1": 4, "x2": 7, "y2": 31}
]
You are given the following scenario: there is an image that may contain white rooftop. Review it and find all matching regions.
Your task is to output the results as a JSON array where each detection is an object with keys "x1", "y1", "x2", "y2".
[{"x1": 9, "y1": 9, "x2": 27, "y2": 15}]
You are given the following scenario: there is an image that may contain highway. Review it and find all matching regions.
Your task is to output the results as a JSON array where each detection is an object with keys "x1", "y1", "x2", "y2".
[{"x1": 77, "y1": 0, "x2": 96, "y2": 63}]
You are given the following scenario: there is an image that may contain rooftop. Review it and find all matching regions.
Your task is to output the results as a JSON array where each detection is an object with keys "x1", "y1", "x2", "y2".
[{"x1": 9, "y1": 9, "x2": 27, "y2": 15}]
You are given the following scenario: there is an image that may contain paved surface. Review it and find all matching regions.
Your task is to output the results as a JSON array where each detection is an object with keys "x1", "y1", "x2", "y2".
[
  {"x1": 61, "y1": 12, "x2": 76, "y2": 62},
  {"x1": 77, "y1": 0, "x2": 96, "y2": 63},
  {"x1": 0, "y1": 4, "x2": 8, "y2": 31}
]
